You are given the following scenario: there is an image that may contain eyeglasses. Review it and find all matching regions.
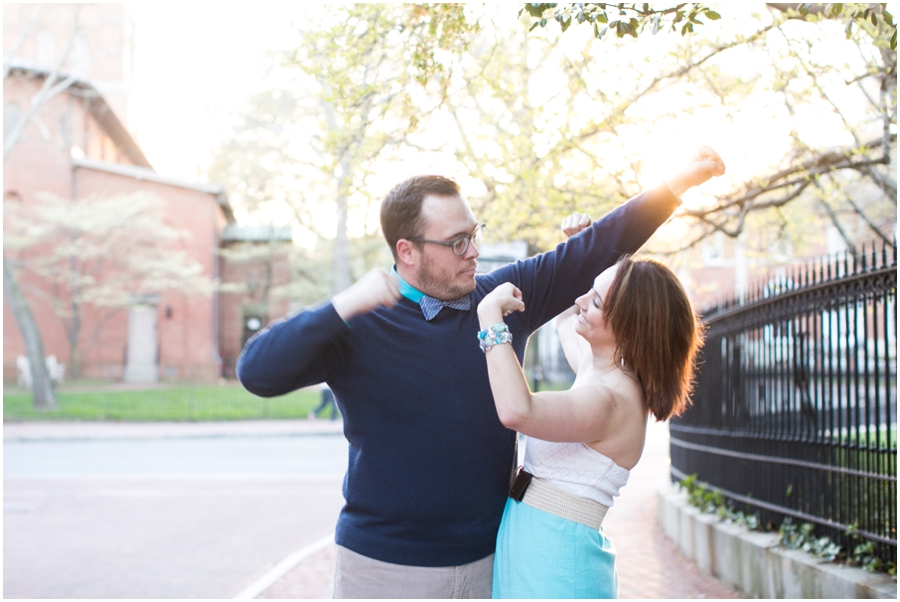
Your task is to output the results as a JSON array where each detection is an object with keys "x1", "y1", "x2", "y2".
[{"x1": 407, "y1": 223, "x2": 486, "y2": 256}]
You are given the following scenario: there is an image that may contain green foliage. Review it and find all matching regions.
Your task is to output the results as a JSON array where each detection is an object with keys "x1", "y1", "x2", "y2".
[
  {"x1": 680, "y1": 473, "x2": 724, "y2": 513},
  {"x1": 404, "y1": 4, "x2": 480, "y2": 85},
  {"x1": 209, "y1": 2, "x2": 895, "y2": 291},
  {"x1": 834, "y1": 424, "x2": 897, "y2": 448},
  {"x1": 718, "y1": 505, "x2": 760, "y2": 531},
  {"x1": 795, "y1": 3, "x2": 897, "y2": 49},
  {"x1": 521, "y1": 3, "x2": 895, "y2": 48},
  {"x1": 521, "y1": 3, "x2": 721, "y2": 40},
  {"x1": 678, "y1": 473, "x2": 759, "y2": 529},
  {"x1": 428, "y1": 18, "x2": 639, "y2": 253},
  {"x1": 778, "y1": 518, "x2": 842, "y2": 562},
  {"x1": 679, "y1": 475, "x2": 894, "y2": 575},
  {"x1": 210, "y1": 3, "x2": 448, "y2": 296},
  {"x1": 3, "y1": 383, "x2": 320, "y2": 422},
  {"x1": 846, "y1": 523, "x2": 897, "y2": 575}
]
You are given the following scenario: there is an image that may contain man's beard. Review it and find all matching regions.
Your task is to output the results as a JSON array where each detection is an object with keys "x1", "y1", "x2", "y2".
[{"x1": 416, "y1": 253, "x2": 477, "y2": 300}]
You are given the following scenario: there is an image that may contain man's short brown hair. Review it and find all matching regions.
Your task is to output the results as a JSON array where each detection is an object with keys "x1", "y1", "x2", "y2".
[{"x1": 380, "y1": 175, "x2": 461, "y2": 261}]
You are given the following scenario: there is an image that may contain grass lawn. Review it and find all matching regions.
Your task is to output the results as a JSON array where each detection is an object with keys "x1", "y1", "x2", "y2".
[
  {"x1": 837, "y1": 424, "x2": 897, "y2": 449},
  {"x1": 536, "y1": 380, "x2": 573, "y2": 392},
  {"x1": 4, "y1": 379, "x2": 575, "y2": 422},
  {"x1": 3, "y1": 382, "x2": 321, "y2": 422}
]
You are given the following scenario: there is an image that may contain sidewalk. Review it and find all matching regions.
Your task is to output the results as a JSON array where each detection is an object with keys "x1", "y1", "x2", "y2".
[
  {"x1": 253, "y1": 419, "x2": 744, "y2": 599},
  {"x1": 3, "y1": 419, "x2": 344, "y2": 441},
  {"x1": 4, "y1": 418, "x2": 743, "y2": 599}
]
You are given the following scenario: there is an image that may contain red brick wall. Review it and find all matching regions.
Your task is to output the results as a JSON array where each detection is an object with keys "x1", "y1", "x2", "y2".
[
  {"x1": 72, "y1": 168, "x2": 224, "y2": 382},
  {"x1": 3, "y1": 75, "x2": 227, "y2": 383}
]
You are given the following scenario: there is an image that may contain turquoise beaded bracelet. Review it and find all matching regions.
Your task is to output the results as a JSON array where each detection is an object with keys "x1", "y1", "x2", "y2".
[{"x1": 478, "y1": 322, "x2": 513, "y2": 353}]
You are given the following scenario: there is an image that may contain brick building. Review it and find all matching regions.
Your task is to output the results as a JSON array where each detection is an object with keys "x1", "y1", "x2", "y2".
[
  {"x1": 217, "y1": 225, "x2": 294, "y2": 379},
  {"x1": 3, "y1": 64, "x2": 290, "y2": 384}
]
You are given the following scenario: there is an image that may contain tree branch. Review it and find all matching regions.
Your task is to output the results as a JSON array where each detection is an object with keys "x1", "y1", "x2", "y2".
[
  {"x1": 684, "y1": 137, "x2": 894, "y2": 221},
  {"x1": 4, "y1": 5, "x2": 84, "y2": 159},
  {"x1": 2, "y1": 4, "x2": 43, "y2": 80}
]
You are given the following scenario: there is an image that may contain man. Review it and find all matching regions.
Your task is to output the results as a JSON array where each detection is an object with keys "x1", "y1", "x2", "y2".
[{"x1": 237, "y1": 146, "x2": 725, "y2": 598}]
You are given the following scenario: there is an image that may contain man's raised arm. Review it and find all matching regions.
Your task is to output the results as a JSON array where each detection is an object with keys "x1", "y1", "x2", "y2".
[{"x1": 513, "y1": 145, "x2": 726, "y2": 332}]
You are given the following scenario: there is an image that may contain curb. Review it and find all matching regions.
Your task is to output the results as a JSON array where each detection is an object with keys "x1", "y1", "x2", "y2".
[
  {"x1": 232, "y1": 533, "x2": 334, "y2": 599},
  {"x1": 3, "y1": 419, "x2": 345, "y2": 442},
  {"x1": 656, "y1": 481, "x2": 897, "y2": 599}
]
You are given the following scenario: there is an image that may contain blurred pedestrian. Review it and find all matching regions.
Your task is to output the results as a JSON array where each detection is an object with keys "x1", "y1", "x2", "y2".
[{"x1": 309, "y1": 383, "x2": 339, "y2": 421}]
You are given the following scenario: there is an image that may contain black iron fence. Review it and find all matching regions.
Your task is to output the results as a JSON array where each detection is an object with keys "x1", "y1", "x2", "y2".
[{"x1": 670, "y1": 240, "x2": 897, "y2": 567}]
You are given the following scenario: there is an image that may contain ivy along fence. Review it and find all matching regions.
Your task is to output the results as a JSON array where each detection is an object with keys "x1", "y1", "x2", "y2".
[{"x1": 670, "y1": 240, "x2": 897, "y2": 567}]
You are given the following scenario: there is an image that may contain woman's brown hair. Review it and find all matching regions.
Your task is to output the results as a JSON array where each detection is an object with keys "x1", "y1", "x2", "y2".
[{"x1": 603, "y1": 256, "x2": 704, "y2": 421}]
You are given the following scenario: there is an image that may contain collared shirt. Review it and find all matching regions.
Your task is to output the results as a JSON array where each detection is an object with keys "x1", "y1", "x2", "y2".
[
  {"x1": 392, "y1": 265, "x2": 471, "y2": 321},
  {"x1": 392, "y1": 265, "x2": 425, "y2": 304}
]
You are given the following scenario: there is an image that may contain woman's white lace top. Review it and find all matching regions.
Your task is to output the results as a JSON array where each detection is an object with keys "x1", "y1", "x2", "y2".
[{"x1": 523, "y1": 437, "x2": 630, "y2": 507}]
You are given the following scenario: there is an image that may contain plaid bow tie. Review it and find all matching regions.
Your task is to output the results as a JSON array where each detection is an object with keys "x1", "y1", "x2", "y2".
[{"x1": 419, "y1": 294, "x2": 472, "y2": 321}]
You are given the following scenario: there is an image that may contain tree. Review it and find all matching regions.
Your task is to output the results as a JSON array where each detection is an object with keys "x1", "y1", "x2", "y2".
[
  {"x1": 4, "y1": 192, "x2": 211, "y2": 380},
  {"x1": 766, "y1": 4, "x2": 895, "y2": 49},
  {"x1": 3, "y1": 246, "x2": 54, "y2": 405},
  {"x1": 399, "y1": 8, "x2": 765, "y2": 250},
  {"x1": 207, "y1": 3, "x2": 478, "y2": 295},
  {"x1": 664, "y1": 5, "x2": 896, "y2": 254},
  {"x1": 3, "y1": 4, "x2": 88, "y2": 408},
  {"x1": 401, "y1": 4, "x2": 895, "y2": 263},
  {"x1": 521, "y1": 3, "x2": 895, "y2": 49},
  {"x1": 4, "y1": 4, "x2": 180, "y2": 403},
  {"x1": 208, "y1": 3, "x2": 894, "y2": 299},
  {"x1": 514, "y1": 3, "x2": 896, "y2": 251},
  {"x1": 522, "y1": 3, "x2": 723, "y2": 39}
]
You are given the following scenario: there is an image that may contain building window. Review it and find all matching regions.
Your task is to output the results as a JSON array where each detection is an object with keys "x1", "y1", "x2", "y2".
[{"x1": 59, "y1": 114, "x2": 69, "y2": 149}]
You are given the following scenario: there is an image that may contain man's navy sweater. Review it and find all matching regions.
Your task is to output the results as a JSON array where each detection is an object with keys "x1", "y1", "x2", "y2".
[{"x1": 237, "y1": 185, "x2": 679, "y2": 567}]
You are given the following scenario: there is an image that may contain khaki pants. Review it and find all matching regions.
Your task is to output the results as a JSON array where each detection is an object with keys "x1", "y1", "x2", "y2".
[{"x1": 333, "y1": 544, "x2": 493, "y2": 599}]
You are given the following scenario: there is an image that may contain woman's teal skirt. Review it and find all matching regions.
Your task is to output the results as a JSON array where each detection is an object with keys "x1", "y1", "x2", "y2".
[{"x1": 492, "y1": 497, "x2": 618, "y2": 599}]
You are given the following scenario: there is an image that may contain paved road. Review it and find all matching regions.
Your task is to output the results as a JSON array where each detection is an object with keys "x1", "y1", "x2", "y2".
[
  {"x1": 4, "y1": 425, "x2": 346, "y2": 599},
  {"x1": 5, "y1": 419, "x2": 743, "y2": 599},
  {"x1": 4, "y1": 435, "x2": 349, "y2": 479},
  {"x1": 258, "y1": 420, "x2": 744, "y2": 599}
]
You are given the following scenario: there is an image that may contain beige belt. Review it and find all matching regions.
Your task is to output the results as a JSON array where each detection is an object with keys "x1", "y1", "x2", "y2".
[{"x1": 511, "y1": 468, "x2": 609, "y2": 530}]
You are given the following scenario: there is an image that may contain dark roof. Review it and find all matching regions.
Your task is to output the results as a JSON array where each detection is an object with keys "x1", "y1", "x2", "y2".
[
  {"x1": 221, "y1": 225, "x2": 292, "y2": 242},
  {"x1": 6, "y1": 60, "x2": 152, "y2": 168}
]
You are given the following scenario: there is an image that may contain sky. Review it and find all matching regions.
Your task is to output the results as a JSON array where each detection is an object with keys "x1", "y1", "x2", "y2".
[
  {"x1": 126, "y1": 5, "x2": 707, "y2": 188},
  {"x1": 127, "y1": 2, "x2": 303, "y2": 181},
  {"x1": 126, "y1": 2, "x2": 494, "y2": 216}
]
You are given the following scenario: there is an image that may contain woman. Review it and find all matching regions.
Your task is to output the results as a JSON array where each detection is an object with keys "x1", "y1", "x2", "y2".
[{"x1": 477, "y1": 254, "x2": 704, "y2": 599}]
